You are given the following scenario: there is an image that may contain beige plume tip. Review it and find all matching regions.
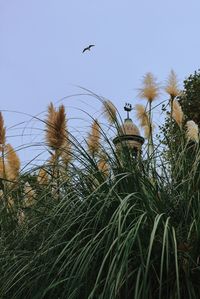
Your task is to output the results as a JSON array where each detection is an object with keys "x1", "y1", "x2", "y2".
[
  {"x1": 165, "y1": 70, "x2": 180, "y2": 99},
  {"x1": 138, "y1": 72, "x2": 160, "y2": 102}
]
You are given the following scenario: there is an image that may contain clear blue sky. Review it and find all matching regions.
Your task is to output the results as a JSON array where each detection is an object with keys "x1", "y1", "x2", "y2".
[{"x1": 0, "y1": 0, "x2": 200, "y2": 164}]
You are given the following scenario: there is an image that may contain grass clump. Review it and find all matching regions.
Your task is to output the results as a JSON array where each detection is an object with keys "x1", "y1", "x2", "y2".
[{"x1": 0, "y1": 74, "x2": 200, "y2": 299}]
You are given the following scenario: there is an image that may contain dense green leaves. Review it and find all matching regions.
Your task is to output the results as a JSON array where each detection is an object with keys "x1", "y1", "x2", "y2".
[{"x1": 180, "y1": 70, "x2": 200, "y2": 126}]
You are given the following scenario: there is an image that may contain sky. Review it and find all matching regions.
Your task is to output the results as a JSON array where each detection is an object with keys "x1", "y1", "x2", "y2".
[{"x1": 0, "y1": 0, "x2": 200, "y2": 165}]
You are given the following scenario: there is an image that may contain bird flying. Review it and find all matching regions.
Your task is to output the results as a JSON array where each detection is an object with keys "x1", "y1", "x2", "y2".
[{"x1": 82, "y1": 44, "x2": 95, "y2": 53}]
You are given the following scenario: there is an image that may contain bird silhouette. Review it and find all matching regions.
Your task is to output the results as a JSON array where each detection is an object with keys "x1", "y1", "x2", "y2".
[{"x1": 82, "y1": 45, "x2": 95, "y2": 53}]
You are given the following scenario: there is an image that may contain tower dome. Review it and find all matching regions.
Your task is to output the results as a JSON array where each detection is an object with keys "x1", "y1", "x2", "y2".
[
  {"x1": 119, "y1": 118, "x2": 140, "y2": 136},
  {"x1": 113, "y1": 104, "x2": 144, "y2": 156}
]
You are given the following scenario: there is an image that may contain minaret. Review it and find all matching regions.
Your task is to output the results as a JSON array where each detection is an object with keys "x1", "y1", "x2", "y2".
[{"x1": 113, "y1": 103, "x2": 144, "y2": 156}]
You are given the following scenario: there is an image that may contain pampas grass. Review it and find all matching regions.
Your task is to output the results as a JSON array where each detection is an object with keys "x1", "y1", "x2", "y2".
[
  {"x1": 46, "y1": 103, "x2": 67, "y2": 150},
  {"x1": 37, "y1": 168, "x2": 49, "y2": 185},
  {"x1": 135, "y1": 104, "x2": 154, "y2": 139},
  {"x1": 135, "y1": 104, "x2": 149, "y2": 127},
  {"x1": 165, "y1": 69, "x2": 180, "y2": 99},
  {"x1": 23, "y1": 182, "x2": 36, "y2": 207},
  {"x1": 87, "y1": 119, "x2": 101, "y2": 155},
  {"x1": 186, "y1": 120, "x2": 199, "y2": 143},
  {"x1": 139, "y1": 72, "x2": 160, "y2": 102},
  {"x1": 0, "y1": 157, "x2": 5, "y2": 179},
  {"x1": 5, "y1": 144, "x2": 20, "y2": 181},
  {"x1": 1, "y1": 79, "x2": 200, "y2": 299},
  {"x1": 0, "y1": 112, "x2": 6, "y2": 145},
  {"x1": 98, "y1": 153, "x2": 109, "y2": 176},
  {"x1": 0, "y1": 113, "x2": 20, "y2": 184},
  {"x1": 60, "y1": 141, "x2": 72, "y2": 167},
  {"x1": 172, "y1": 99, "x2": 184, "y2": 127},
  {"x1": 103, "y1": 100, "x2": 117, "y2": 124}
]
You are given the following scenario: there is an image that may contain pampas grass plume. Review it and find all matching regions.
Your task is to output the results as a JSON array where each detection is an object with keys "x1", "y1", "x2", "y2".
[
  {"x1": 0, "y1": 157, "x2": 5, "y2": 179},
  {"x1": 23, "y1": 182, "x2": 36, "y2": 207},
  {"x1": 88, "y1": 119, "x2": 101, "y2": 155},
  {"x1": 135, "y1": 104, "x2": 153, "y2": 139},
  {"x1": 172, "y1": 100, "x2": 184, "y2": 127},
  {"x1": 139, "y1": 72, "x2": 159, "y2": 102},
  {"x1": 165, "y1": 70, "x2": 179, "y2": 99},
  {"x1": 135, "y1": 104, "x2": 149, "y2": 127},
  {"x1": 46, "y1": 103, "x2": 67, "y2": 150},
  {"x1": 103, "y1": 100, "x2": 117, "y2": 124},
  {"x1": 37, "y1": 168, "x2": 49, "y2": 185},
  {"x1": 186, "y1": 120, "x2": 199, "y2": 143},
  {"x1": 98, "y1": 153, "x2": 109, "y2": 176},
  {"x1": 0, "y1": 112, "x2": 6, "y2": 145},
  {"x1": 6, "y1": 144, "x2": 20, "y2": 180},
  {"x1": 61, "y1": 145, "x2": 72, "y2": 166},
  {"x1": 49, "y1": 153, "x2": 57, "y2": 166}
]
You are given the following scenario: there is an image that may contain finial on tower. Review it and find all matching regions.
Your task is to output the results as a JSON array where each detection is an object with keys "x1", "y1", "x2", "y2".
[{"x1": 124, "y1": 103, "x2": 132, "y2": 119}]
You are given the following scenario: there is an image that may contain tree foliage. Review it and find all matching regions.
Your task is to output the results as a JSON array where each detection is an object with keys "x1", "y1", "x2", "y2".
[{"x1": 179, "y1": 69, "x2": 200, "y2": 126}]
